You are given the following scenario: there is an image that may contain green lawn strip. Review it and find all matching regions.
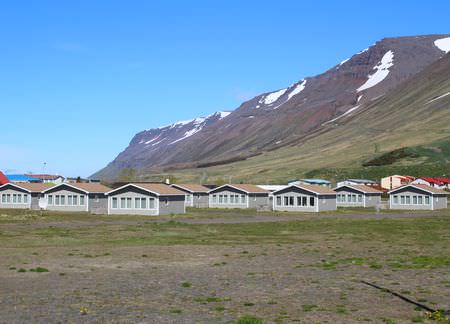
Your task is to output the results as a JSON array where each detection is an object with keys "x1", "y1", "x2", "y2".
[{"x1": 1, "y1": 216, "x2": 450, "y2": 253}]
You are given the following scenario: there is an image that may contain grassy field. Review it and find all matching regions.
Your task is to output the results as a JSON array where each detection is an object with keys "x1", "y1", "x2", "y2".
[{"x1": 1, "y1": 209, "x2": 450, "y2": 322}]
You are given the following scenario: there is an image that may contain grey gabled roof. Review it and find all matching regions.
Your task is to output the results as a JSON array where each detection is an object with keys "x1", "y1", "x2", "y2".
[{"x1": 388, "y1": 184, "x2": 449, "y2": 195}]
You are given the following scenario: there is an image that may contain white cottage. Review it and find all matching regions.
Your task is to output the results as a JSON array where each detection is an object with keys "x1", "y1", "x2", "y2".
[{"x1": 389, "y1": 184, "x2": 448, "y2": 210}]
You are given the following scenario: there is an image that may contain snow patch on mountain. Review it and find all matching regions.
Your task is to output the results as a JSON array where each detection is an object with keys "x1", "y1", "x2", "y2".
[
  {"x1": 145, "y1": 135, "x2": 162, "y2": 145},
  {"x1": 357, "y1": 50, "x2": 394, "y2": 92},
  {"x1": 434, "y1": 37, "x2": 450, "y2": 53},
  {"x1": 169, "y1": 120, "x2": 205, "y2": 144},
  {"x1": 323, "y1": 105, "x2": 361, "y2": 125},
  {"x1": 166, "y1": 111, "x2": 230, "y2": 145},
  {"x1": 151, "y1": 138, "x2": 167, "y2": 146},
  {"x1": 357, "y1": 48, "x2": 369, "y2": 55},
  {"x1": 216, "y1": 111, "x2": 232, "y2": 118},
  {"x1": 288, "y1": 80, "x2": 307, "y2": 100},
  {"x1": 427, "y1": 91, "x2": 450, "y2": 104},
  {"x1": 339, "y1": 58, "x2": 350, "y2": 66},
  {"x1": 261, "y1": 88, "x2": 287, "y2": 105}
]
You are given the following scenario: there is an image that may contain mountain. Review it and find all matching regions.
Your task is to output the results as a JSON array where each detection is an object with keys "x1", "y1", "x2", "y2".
[
  {"x1": 93, "y1": 34, "x2": 450, "y2": 180},
  {"x1": 105, "y1": 111, "x2": 232, "y2": 174}
]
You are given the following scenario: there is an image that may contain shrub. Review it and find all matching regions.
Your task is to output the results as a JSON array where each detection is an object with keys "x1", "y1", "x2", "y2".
[
  {"x1": 236, "y1": 315, "x2": 262, "y2": 324},
  {"x1": 29, "y1": 267, "x2": 49, "y2": 273}
]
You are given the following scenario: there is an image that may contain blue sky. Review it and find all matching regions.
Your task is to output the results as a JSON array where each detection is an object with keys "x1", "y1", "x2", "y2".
[{"x1": 1, "y1": 0, "x2": 449, "y2": 177}]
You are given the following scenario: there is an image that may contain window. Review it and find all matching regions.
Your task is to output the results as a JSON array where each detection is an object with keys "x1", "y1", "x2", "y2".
[
  {"x1": 149, "y1": 198, "x2": 155, "y2": 209},
  {"x1": 68, "y1": 195, "x2": 73, "y2": 206},
  {"x1": 60, "y1": 195, "x2": 65, "y2": 205},
  {"x1": 393, "y1": 195, "x2": 398, "y2": 204},
  {"x1": 352, "y1": 194, "x2": 356, "y2": 203},
  {"x1": 120, "y1": 197, "x2": 126, "y2": 208},
  {"x1": 13, "y1": 194, "x2": 17, "y2": 203},
  {"x1": 55, "y1": 195, "x2": 60, "y2": 205},
  {"x1": 73, "y1": 195, "x2": 78, "y2": 205},
  {"x1": 6, "y1": 194, "x2": 11, "y2": 203},
  {"x1": 289, "y1": 196, "x2": 294, "y2": 206},
  {"x1": 112, "y1": 197, "x2": 118, "y2": 209},
  {"x1": 400, "y1": 196, "x2": 405, "y2": 204},
  {"x1": 212, "y1": 195, "x2": 217, "y2": 203},
  {"x1": 230, "y1": 195, "x2": 235, "y2": 204},
  {"x1": 17, "y1": 194, "x2": 22, "y2": 203},
  {"x1": 425, "y1": 196, "x2": 430, "y2": 205},
  {"x1": 297, "y1": 196, "x2": 302, "y2": 206},
  {"x1": 358, "y1": 195, "x2": 362, "y2": 203},
  {"x1": 23, "y1": 194, "x2": 28, "y2": 204},
  {"x1": 310, "y1": 197, "x2": 315, "y2": 206},
  {"x1": 302, "y1": 196, "x2": 307, "y2": 206},
  {"x1": 413, "y1": 196, "x2": 417, "y2": 205},
  {"x1": 140, "y1": 198, "x2": 147, "y2": 209},
  {"x1": 223, "y1": 195, "x2": 228, "y2": 204},
  {"x1": 126, "y1": 197, "x2": 132, "y2": 209},
  {"x1": 241, "y1": 195, "x2": 246, "y2": 204},
  {"x1": 276, "y1": 196, "x2": 281, "y2": 206},
  {"x1": 219, "y1": 195, "x2": 223, "y2": 203},
  {"x1": 418, "y1": 196, "x2": 423, "y2": 204},
  {"x1": 80, "y1": 195, "x2": 85, "y2": 205},
  {"x1": 405, "y1": 196, "x2": 411, "y2": 205},
  {"x1": 135, "y1": 197, "x2": 141, "y2": 209},
  {"x1": 1, "y1": 194, "x2": 5, "y2": 203},
  {"x1": 284, "y1": 196, "x2": 289, "y2": 206},
  {"x1": 48, "y1": 195, "x2": 53, "y2": 205}
]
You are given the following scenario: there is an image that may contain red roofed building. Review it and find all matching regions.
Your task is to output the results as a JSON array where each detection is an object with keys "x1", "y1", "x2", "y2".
[
  {"x1": 434, "y1": 178, "x2": 450, "y2": 189},
  {"x1": 412, "y1": 177, "x2": 450, "y2": 190},
  {"x1": 0, "y1": 171, "x2": 9, "y2": 185}
]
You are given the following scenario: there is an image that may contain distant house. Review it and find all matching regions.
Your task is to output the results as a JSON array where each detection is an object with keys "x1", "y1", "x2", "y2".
[
  {"x1": 65, "y1": 177, "x2": 90, "y2": 183},
  {"x1": 27, "y1": 174, "x2": 65, "y2": 184},
  {"x1": 412, "y1": 177, "x2": 450, "y2": 190},
  {"x1": 381, "y1": 175, "x2": 415, "y2": 190},
  {"x1": 272, "y1": 184, "x2": 336, "y2": 212},
  {"x1": 0, "y1": 171, "x2": 9, "y2": 185},
  {"x1": 208, "y1": 184, "x2": 269, "y2": 209},
  {"x1": 42, "y1": 183, "x2": 111, "y2": 214},
  {"x1": 171, "y1": 184, "x2": 210, "y2": 208},
  {"x1": 106, "y1": 183, "x2": 186, "y2": 216},
  {"x1": 6, "y1": 174, "x2": 42, "y2": 183},
  {"x1": 389, "y1": 184, "x2": 448, "y2": 210},
  {"x1": 334, "y1": 185, "x2": 383, "y2": 207},
  {"x1": 435, "y1": 178, "x2": 450, "y2": 189},
  {"x1": 337, "y1": 179, "x2": 377, "y2": 187},
  {"x1": 0, "y1": 183, "x2": 54, "y2": 210},
  {"x1": 288, "y1": 179, "x2": 331, "y2": 187}
]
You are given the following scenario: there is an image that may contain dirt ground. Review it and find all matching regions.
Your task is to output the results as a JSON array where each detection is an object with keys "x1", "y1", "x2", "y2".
[{"x1": 1, "y1": 210, "x2": 450, "y2": 323}]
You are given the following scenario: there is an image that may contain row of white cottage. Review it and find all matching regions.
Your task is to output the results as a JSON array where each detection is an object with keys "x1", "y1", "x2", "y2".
[{"x1": 0, "y1": 182, "x2": 448, "y2": 215}]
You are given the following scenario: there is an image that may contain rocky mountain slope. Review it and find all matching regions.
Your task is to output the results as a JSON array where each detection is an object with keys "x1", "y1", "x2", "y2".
[{"x1": 94, "y1": 34, "x2": 450, "y2": 180}]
